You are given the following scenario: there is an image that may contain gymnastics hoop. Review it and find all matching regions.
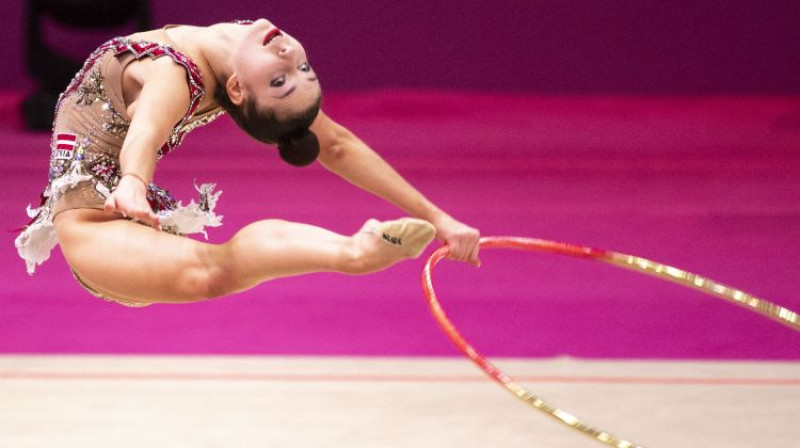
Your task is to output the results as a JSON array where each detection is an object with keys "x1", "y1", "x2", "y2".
[{"x1": 422, "y1": 236, "x2": 799, "y2": 448}]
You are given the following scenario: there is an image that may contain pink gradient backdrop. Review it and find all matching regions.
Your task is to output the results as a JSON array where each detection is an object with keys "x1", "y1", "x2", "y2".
[
  {"x1": 1, "y1": 91, "x2": 799, "y2": 358},
  {"x1": 0, "y1": 3, "x2": 798, "y2": 357},
  {"x1": 1, "y1": 1, "x2": 798, "y2": 93}
]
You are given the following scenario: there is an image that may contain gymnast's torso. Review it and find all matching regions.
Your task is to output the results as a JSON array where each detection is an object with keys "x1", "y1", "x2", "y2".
[{"x1": 16, "y1": 27, "x2": 226, "y2": 275}]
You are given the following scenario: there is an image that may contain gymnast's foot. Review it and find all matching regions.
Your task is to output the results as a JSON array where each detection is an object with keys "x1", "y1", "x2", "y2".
[{"x1": 351, "y1": 218, "x2": 436, "y2": 272}]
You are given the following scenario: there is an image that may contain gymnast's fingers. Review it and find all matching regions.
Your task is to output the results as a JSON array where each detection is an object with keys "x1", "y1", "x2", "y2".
[
  {"x1": 103, "y1": 195, "x2": 118, "y2": 214},
  {"x1": 148, "y1": 212, "x2": 162, "y2": 231},
  {"x1": 444, "y1": 242, "x2": 459, "y2": 260},
  {"x1": 448, "y1": 240, "x2": 468, "y2": 262},
  {"x1": 467, "y1": 239, "x2": 481, "y2": 267},
  {"x1": 130, "y1": 206, "x2": 161, "y2": 230}
]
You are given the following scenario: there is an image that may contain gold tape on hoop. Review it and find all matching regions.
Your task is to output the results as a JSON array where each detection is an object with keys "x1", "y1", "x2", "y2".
[{"x1": 422, "y1": 236, "x2": 799, "y2": 448}]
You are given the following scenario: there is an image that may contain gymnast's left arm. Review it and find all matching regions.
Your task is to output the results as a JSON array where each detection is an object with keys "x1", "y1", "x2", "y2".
[{"x1": 312, "y1": 111, "x2": 480, "y2": 266}]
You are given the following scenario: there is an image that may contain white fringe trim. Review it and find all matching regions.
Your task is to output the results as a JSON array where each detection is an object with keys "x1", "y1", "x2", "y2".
[
  {"x1": 157, "y1": 182, "x2": 223, "y2": 238},
  {"x1": 16, "y1": 178, "x2": 223, "y2": 275},
  {"x1": 16, "y1": 219, "x2": 56, "y2": 275},
  {"x1": 16, "y1": 161, "x2": 93, "y2": 275},
  {"x1": 49, "y1": 161, "x2": 93, "y2": 197}
]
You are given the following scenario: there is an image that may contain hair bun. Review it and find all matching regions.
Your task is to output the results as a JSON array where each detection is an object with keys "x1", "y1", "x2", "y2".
[{"x1": 277, "y1": 129, "x2": 320, "y2": 167}]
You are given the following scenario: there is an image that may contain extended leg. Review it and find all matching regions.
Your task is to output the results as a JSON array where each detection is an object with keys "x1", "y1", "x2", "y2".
[{"x1": 55, "y1": 210, "x2": 434, "y2": 305}]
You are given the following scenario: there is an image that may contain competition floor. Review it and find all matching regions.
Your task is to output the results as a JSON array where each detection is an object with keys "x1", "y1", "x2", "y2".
[
  {"x1": 1, "y1": 91, "x2": 799, "y2": 446},
  {"x1": 1, "y1": 356, "x2": 799, "y2": 447}
]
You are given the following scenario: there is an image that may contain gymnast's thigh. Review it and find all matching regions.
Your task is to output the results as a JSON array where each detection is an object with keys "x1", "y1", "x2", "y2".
[{"x1": 54, "y1": 208, "x2": 226, "y2": 304}]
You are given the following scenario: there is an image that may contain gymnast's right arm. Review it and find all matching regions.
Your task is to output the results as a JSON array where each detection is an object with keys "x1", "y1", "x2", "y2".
[{"x1": 102, "y1": 58, "x2": 191, "y2": 229}]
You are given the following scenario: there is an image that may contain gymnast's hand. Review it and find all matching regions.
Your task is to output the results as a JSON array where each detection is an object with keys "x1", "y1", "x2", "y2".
[
  {"x1": 103, "y1": 174, "x2": 162, "y2": 230},
  {"x1": 432, "y1": 214, "x2": 481, "y2": 267}
]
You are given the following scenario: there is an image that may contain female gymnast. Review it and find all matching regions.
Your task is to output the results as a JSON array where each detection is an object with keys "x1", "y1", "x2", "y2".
[{"x1": 15, "y1": 18, "x2": 480, "y2": 307}]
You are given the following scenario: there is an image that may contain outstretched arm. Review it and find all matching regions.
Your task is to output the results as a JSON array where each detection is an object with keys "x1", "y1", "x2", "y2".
[
  {"x1": 311, "y1": 111, "x2": 480, "y2": 265},
  {"x1": 103, "y1": 57, "x2": 192, "y2": 229}
]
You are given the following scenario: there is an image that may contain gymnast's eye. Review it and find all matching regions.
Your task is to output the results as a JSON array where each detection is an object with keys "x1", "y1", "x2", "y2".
[
  {"x1": 270, "y1": 76, "x2": 286, "y2": 87},
  {"x1": 299, "y1": 62, "x2": 311, "y2": 72}
]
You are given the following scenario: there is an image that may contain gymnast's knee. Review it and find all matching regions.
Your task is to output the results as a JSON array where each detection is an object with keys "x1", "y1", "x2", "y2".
[{"x1": 179, "y1": 248, "x2": 238, "y2": 301}]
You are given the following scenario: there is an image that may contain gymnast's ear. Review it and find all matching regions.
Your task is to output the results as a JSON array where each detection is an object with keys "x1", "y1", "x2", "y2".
[{"x1": 226, "y1": 73, "x2": 244, "y2": 106}]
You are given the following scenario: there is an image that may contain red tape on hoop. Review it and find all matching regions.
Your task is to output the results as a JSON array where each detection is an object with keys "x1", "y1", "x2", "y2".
[{"x1": 422, "y1": 236, "x2": 799, "y2": 448}]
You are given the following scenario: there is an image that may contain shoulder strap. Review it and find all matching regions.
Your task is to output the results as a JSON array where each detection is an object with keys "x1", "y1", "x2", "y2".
[
  {"x1": 112, "y1": 39, "x2": 205, "y2": 112},
  {"x1": 111, "y1": 38, "x2": 207, "y2": 156}
]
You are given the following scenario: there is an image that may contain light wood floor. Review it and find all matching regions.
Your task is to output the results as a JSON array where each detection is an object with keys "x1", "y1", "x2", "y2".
[{"x1": 0, "y1": 356, "x2": 798, "y2": 448}]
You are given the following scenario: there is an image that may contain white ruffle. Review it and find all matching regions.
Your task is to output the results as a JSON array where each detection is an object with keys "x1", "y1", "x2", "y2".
[
  {"x1": 49, "y1": 161, "x2": 93, "y2": 196},
  {"x1": 16, "y1": 218, "x2": 57, "y2": 275},
  {"x1": 16, "y1": 162, "x2": 93, "y2": 275},
  {"x1": 17, "y1": 179, "x2": 223, "y2": 275},
  {"x1": 157, "y1": 182, "x2": 223, "y2": 238}
]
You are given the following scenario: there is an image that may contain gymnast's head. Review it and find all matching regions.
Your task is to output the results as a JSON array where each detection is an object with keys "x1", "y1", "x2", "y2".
[{"x1": 215, "y1": 19, "x2": 322, "y2": 167}]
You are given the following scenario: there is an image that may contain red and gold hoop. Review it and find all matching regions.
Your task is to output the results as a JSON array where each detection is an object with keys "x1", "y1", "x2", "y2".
[{"x1": 422, "y1": 236, "x2": 799, "y2": 448}]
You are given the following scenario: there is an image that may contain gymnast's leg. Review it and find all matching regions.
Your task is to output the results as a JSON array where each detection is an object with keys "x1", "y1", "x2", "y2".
[{"x1": 54, "y1": 209, "x2": 433, "y2": 305}]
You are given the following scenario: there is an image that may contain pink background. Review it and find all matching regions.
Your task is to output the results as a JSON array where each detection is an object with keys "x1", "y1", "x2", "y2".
[
  {"x1": 1, "y1": 1, "x2": 798, "y2": 93},
  {"x1": 1, "y1": 3, "x2": 798, "y2": 358}
]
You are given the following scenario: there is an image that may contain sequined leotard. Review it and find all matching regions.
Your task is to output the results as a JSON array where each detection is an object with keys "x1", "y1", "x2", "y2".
[{"x1": 15, "y1": 36, "x2": 226, "y2": 304}]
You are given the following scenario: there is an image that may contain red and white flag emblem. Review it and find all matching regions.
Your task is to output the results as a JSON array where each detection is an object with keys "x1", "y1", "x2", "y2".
[{"x1": 54, "y1": 133, "x2": 78, "y2": 160}]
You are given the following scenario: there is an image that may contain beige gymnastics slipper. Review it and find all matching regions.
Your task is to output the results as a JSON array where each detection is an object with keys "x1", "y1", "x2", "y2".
[{"x1": 364, "y1": 218, "x2": 437, "y2": 259}]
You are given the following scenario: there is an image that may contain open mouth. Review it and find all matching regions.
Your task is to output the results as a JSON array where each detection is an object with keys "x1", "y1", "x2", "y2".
[{"x1": 263, "y1": 28, "x2": 283, "y2": 46}]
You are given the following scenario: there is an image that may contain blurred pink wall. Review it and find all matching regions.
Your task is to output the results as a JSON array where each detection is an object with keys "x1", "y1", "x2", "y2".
[{"x1": 1, "y1": 1, "x2": 798, "y2": 94}]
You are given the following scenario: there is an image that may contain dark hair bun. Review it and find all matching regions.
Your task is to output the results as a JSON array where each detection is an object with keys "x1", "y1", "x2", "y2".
[{"x1": 278, "y1": 129, "x2": 320, "y2": 167}]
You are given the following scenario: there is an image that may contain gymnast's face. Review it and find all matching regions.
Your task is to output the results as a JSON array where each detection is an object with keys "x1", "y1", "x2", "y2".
[{"x1": 229, "y1": 19, "x2": 321, "y2": 118}]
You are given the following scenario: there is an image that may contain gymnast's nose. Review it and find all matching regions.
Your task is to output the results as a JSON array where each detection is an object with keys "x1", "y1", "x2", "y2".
[{"x1": 279, "y1": 44, "x2": 293, "y2": 56}]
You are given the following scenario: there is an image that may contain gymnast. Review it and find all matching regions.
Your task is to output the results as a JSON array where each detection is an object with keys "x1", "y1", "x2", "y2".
[{"x1": 15, "y1": 18, "x2": 480, "y2": 307}]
